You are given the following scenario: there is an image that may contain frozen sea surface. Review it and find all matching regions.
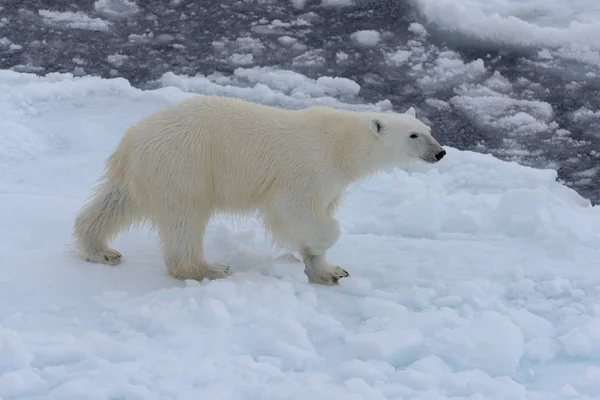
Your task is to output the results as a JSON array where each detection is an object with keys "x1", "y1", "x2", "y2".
[{"x1": 0, "y1": 0, "x2": 599, "y2": 203}]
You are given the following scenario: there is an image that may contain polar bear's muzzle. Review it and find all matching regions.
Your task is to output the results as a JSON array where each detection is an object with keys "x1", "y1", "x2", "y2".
[
  {"x1": 420, "y1": 135, "x2": 446, "y2": 163},
  {"x1": 422, "y1": 150, "x2": 446, "y2": 163}
]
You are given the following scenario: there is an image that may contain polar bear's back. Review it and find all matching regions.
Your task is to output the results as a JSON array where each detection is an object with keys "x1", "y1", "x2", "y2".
[{"x1": 113, "y1": 95, "x2": 352, "y2": 212}]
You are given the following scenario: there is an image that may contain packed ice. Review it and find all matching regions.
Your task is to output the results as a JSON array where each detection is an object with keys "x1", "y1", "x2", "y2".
[
  {"x1": 0, "y1": 63, "x2": 599, "y2": 399},
  {"x1": 412, "y1": 0, "x2": 600, "y2": 64}
]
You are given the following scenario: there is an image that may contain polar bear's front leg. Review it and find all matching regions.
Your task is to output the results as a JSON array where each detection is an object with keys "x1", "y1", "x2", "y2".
[
  {"x1": 269, "y1": 198, "x2": 349, "y2": 285},
  {"x1": 301, "y1": 217, "x2": 349, "y2": 285}
]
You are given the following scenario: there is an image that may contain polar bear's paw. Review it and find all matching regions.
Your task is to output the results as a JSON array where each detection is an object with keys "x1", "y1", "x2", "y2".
[
  {"x1": 203, "y1": 263, "x2": 230, "y2": 280},
  {"x1": 171, "y1": 262, "x2": 230, "y2": 281},
  {"x1": 307, "y1": 264, "x2": 350, "y2": 285},
  {"x1": 84, "y1": 249, "x2": 123, "y2": 265}
]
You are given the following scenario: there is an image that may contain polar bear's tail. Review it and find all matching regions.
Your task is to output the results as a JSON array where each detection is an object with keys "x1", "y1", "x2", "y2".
[{"x1": 72, "y1": 176, "x2": 138, "y2": 261}]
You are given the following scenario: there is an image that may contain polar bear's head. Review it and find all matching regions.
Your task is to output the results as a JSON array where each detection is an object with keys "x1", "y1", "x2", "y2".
[{"x1": 369, "y1": 107, "x2": 445, "y2": 167}]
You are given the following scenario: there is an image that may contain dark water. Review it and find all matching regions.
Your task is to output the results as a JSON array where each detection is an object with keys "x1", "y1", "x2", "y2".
[{"x1": 1, "y1": 0, "x2": 598, "y2": 204}]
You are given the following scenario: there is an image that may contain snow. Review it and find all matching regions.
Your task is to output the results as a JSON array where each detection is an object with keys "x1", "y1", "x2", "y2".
[
  {"x1": 412, "y1": 0, "x2": 600, "y2": 64},
  {"x1": 1, "y1": 66, "x2": 600, "y2": 400}
]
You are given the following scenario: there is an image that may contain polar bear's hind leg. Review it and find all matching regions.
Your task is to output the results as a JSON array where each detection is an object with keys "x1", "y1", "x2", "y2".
[
  {"x1": 156, "y1": 204, "x2": 229, "y2": 281},
  {"x1": 73, "y1": 178, "x2": 138, "y2": 265}
]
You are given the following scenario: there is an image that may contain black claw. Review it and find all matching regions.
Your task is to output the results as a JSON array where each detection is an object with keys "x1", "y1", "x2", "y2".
[{"x1": 104, "y1": 255, "x2": 109, "y2": 261}]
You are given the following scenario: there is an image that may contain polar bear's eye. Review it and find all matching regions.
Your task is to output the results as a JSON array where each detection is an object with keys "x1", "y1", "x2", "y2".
[{"x1": 409, "y1": 133, "x2": 418, "y2": 139}]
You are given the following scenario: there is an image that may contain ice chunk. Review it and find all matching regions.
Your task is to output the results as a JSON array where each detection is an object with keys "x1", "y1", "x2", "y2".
[
  {"x1": 450, "y1": 90, "x2": 554, "y2": 135},
  {"x1": 278, "y1": 35, "x2": 297, "y2": 46},
  {"x1": 385, "y1": 49, "x2": 412, "y2": 66},
  {"x1": 418, "y1": 52, "x2": 486, "y2": 91},
  {"x1": 321, "y1": 0, "x2": 354, "y2": 7},
  {"x1": 94, "y1": 0, "x2": 140, "y2": 17},
  {"x1": 38, "y1": 9, "x2": 111, "y2": 31},
  {"x1": 350, "y1": 30, "x2": 381, "y2": 47},
  {"x1": 290, "y1": 0, "x2": 307, "y2": 9}
]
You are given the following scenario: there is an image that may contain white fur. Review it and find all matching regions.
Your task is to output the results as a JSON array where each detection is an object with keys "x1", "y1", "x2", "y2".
[{"x1": 73, "y1": 95, "x2": 445, "y2": 285}]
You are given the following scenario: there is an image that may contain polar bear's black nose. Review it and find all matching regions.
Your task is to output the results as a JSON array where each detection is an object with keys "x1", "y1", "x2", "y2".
[{"x1": 435, "y1": 150, "x2": 446, "y2": 161}]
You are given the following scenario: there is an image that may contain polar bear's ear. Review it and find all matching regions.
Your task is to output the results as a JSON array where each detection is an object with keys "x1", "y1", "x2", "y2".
[
  {"x1": 371, "y1": 119, "x2": 384, "y2": 137},
  {"x1": 405, "y1": 107, "x2": 416, "y2": 117}
]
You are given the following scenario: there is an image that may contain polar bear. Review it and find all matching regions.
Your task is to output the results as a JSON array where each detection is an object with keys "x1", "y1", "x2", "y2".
[{"x1": 73, "y1": 95, "x2": 445, "y2": 285}]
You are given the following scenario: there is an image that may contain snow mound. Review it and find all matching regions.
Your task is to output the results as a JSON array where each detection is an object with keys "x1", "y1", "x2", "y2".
[{"x1": 158, "y1": 67, "x2": 377, "y2": 111}]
